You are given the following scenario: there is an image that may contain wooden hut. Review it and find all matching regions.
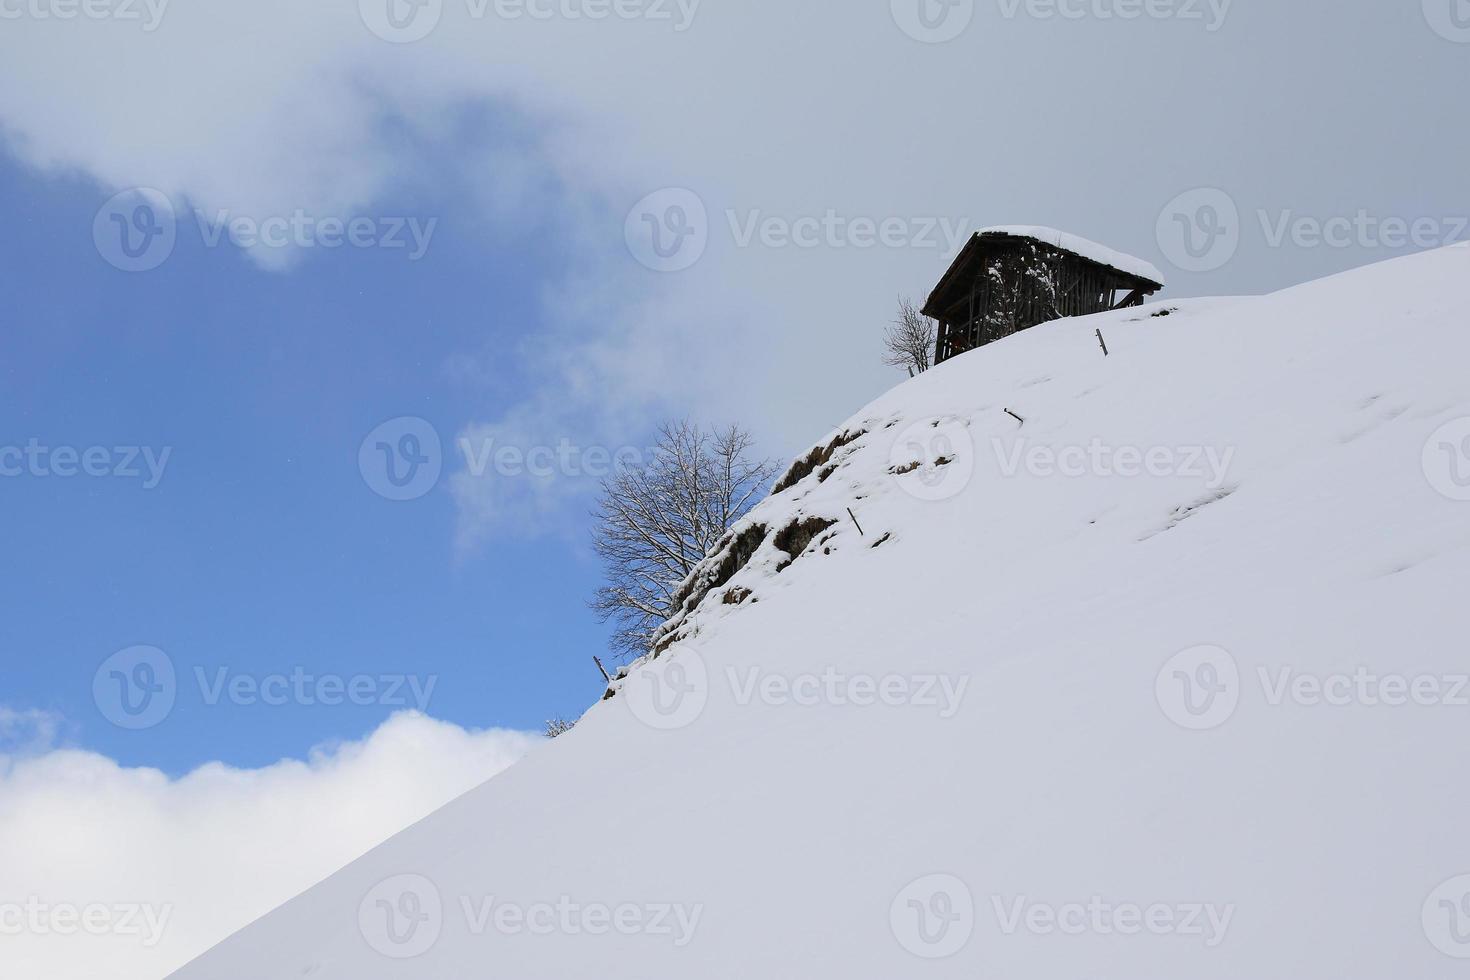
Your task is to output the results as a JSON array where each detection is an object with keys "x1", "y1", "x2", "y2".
[{"x1": 923, "y1": 226, "x2": 1164, "y2": 364}]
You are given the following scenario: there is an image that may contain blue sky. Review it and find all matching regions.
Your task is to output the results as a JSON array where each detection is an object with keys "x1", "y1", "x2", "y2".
[
  {"x1": 2, "y1": 0, "x2": 1467, "y2": 782},
  {"x1": 7, "y1": 7, "x2": 1468, "y2": 979},
  {"x1": 0, "y1": 152, "x2": 616, "y2": 773}
]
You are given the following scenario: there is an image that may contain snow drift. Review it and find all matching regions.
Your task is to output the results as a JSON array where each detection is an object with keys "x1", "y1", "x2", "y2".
[{"x1": 172, "y1": 245, "x2": 1470, "y2": 979}]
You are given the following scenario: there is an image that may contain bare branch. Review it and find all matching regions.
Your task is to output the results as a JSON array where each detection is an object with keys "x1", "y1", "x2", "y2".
[
  {"x1": 882, "y1": 297, "x2": 935, "y2": 376},
  {"x1": 589, "y1": 420, "x2": 779, "y2": 660}
]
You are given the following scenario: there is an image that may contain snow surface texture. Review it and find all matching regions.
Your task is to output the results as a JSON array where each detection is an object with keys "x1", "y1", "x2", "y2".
[
  {"x1": 174, "y1": 246, "x2": 1470, "y2": 979},
  {"x1": 977, "y1": 224, "x2": 1167, "y2": 285}
]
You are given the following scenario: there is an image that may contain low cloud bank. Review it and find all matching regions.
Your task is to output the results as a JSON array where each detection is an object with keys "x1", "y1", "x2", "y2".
[{"x1": 0, "y1": 711, "x2": 537, "y2": 980}]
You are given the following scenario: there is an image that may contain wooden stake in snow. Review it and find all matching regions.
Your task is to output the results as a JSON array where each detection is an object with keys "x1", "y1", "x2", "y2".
[
  {"x1": 1096, "y1": 329, "x2": 1109, "y2": 356},
  {"x1": 593, "y1": 656, "x2": 611, "y2": 684},
  {"x1": 1005, "y1": 408, "x2": 1026, "y2": 425},
  {"x1": 846, "y1": 508, "x2": 865, "y2": 537}
]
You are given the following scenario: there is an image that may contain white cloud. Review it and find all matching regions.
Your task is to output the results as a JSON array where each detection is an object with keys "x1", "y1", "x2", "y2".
[
  {"x1": 0, "y1": 711, "x2": 538, "y2": 980},
  {"x1": 3, "y1": 0, "x2": 1462, "y2": 548}
]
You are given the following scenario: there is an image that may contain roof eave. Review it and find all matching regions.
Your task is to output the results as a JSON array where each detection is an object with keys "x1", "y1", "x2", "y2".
[{"x1": 921, "y1": 232, "x2": 1163, "y2": 320}]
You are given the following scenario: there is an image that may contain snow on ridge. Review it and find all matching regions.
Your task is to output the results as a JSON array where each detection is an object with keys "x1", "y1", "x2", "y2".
[
  {"x1": 977, "y1": 224, "x2": 1166, "y2": 285},
  {"x1": 169, "y1": 247, "x2": 1470, "y2": 980},
  {"x1": 614, "y1": 296, "x2": 1229, "y2": 691}
]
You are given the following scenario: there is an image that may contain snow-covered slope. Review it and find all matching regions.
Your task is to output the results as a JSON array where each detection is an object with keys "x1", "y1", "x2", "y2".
[{"x1": 173, "y1": 246, "x2": 1470, "y2": 979}]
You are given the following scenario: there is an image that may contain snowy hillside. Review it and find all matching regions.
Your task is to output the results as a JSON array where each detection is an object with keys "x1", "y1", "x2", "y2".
[{"x1": 173, "y1": 245, "x2": 1470, "y2": 979}]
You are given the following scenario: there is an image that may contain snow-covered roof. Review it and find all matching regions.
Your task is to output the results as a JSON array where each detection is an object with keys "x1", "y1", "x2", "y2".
[{"x1": 977, "y1": 224, "x2": 1165, "y2": 285}]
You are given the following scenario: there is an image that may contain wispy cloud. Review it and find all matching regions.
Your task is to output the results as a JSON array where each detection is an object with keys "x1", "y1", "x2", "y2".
[{"x1": 0, "y1": 707, "x2": 64, "y2": 760}]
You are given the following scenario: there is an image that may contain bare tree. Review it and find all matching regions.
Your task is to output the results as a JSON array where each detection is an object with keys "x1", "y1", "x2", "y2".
[
  {"x1": 544, "y1": 718, "x2": 576, "y2": 738},
  {"x1": 590, "y1": 420, "x2": 779, "y2": 659},
  {"x1": 883, "y1": 297, "x2": 935, "y2": 376}
]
